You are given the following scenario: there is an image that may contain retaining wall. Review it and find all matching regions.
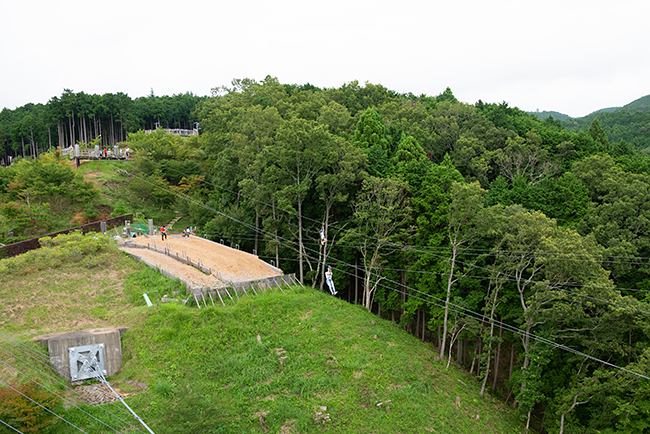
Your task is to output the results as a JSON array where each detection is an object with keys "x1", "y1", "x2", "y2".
[{"x1": 34, "y1": 327, "x2": 128, "y2": 382}]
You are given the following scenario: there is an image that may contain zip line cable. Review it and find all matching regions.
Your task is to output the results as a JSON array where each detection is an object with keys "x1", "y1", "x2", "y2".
[
  {"x1": 0, "y1": 358, "x2": 125, "y2": 434},
  {"x1": 116, "y1": 163, "x2": 650, "y2": 315},
  {"x1": 294, "y1": 243, "x2": 650, "y2": 380},
  {"x1": 0, "y1": 347, "x2": 143, "y2": 433},
  {"x1": 73, "y1": 345, "x2": 156, "y2": 434},
  {"x1": 116, "y1": 163, "x2": 650, "y2": 314},
  {"x1": 0, "y1": 419, "x2": 23, "y2": 433},
  {"x1": 0, "y1": 332, "x2": 145, "y2": 432},
  {"x1": 0, "y1": 332, "x2": 138, "y2": 421},
  {"x1": 201, "y1": 229, "x2": 650, "y2": 268},
  {"x1": 288, "y1": 243, "x2": 650, "y2": 381},
  {"x1": 0, "y1": 378, "x2": 87, "y2": 433},
  {"x1": 112, "y1": 163, "x2": 650, "y2": 380},
  {"x1": 153, "y1": 161, "x2": 650, "y2": 266},
  {"x1": 148, "y1": 160, "x2": 650, "y2": 297}
]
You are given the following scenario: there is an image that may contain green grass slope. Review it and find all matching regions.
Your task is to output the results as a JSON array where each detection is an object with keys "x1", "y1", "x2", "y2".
[{"x1": 0, "y1": 234, "x2": 528, "y2": 434}]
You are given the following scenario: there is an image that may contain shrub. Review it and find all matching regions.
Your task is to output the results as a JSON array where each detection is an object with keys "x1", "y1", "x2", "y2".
[{"x1": 0, "y1": 381, "x2": 61, "y2": 433}]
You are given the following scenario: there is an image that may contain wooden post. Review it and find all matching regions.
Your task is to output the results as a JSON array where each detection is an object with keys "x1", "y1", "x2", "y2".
[{"x1": 216, "y1": 289, "x2": 225, "y2": 306}]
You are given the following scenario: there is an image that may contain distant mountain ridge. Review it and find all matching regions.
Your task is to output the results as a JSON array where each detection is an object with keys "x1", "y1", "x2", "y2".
[
  {"x1": 529, "y1": 94, "x2": 650, "y2": 121},
  {"x1": 623, "y1": 94, "x2": 650, "y2": 112},
  {"x1": 527, "y1": 110, "x2": 571, "y2": 121}
]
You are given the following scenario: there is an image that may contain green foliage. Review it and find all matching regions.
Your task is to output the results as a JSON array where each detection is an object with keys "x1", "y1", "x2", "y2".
[
  {"x1": 353, "y1": 108, "x2": 390, "y2": 151},
  {"x1": 0, "y1": 152, "x2": 100, "y2": 242},
  {"x1": 110, "y1": 199, "x2": 130, "y2": 217},
  {"x1": 7, "y1": 79, "x2": 650, "y2": 433},
  {"x1": 485, "y1": 172, "x2": 590, "y2": 227},
  {"x1": 588, "y1": 118, "x2": 609, "y2": 150},
  {"x1": 0, "y1": 231, "x2": 114, "y2": 275},
  {"x1": 0, "y1": 381, "x2": 61, "y2": 433}
]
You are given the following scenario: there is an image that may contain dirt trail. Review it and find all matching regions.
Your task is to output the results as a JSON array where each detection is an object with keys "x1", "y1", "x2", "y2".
[{"x1": 121, "y1": 234, "x2": 281, "y2": 284}]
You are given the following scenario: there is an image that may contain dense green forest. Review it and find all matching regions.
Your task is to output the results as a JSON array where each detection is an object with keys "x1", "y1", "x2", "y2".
[
  {"x1": 0, "y1": 89, "x2": 206, "y2": 163},
  {"x1": 4, "y1": 78, "x2": 650, "y2": 433},
  {"x1": 561, "y1": 107, "x2": 650, "y2": 151},
  {"x1": 528, "y1": 94, "x2": 650, "y2": 151}
]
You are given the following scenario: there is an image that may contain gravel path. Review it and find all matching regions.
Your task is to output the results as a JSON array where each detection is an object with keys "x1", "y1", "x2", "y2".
[{"x1": 120, "y1": 234, "x2": 281, "y2": 287}]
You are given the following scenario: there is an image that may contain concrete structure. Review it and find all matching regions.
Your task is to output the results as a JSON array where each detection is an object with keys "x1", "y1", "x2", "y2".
[{"x1": 35, "y1": 327, "x2": 128, "y2": 382}]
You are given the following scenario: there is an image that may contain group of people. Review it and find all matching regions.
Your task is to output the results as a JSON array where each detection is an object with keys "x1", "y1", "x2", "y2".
[
  {"x1": 160, "y1": 225, "x2": 194, "y2": 240},
  {"x1": 100, "y1": 146, "x2": 129, "y2": 159},
  {"x1": 158, "y1": 224, "x2": 339, "y2": 296}
]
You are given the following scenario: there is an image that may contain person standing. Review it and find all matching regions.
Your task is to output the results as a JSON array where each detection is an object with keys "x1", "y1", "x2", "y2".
[{"x1": 161, "y1": 225, "x2": 167, "y2": 241}]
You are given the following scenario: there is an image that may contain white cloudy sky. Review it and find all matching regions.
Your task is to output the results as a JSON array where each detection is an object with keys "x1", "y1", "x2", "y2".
[{"x1": 1, "y1": 0, "x2": 648, "y2": 118}]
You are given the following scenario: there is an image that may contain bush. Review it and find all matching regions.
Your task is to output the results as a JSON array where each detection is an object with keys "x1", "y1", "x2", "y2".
[
  {"x1": 0, "y1": 381, "x2": 61, "y2": 433},
  {"x1": 1, "y1": 231, "x2": 116, "y2": 275}
]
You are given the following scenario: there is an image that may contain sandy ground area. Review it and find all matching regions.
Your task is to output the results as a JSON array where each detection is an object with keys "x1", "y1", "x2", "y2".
[
  {"x1": 120, "y1": 234, "x2": 281, "y2": 286},
  {"x1": 120, "y1": 245, "x2": 226, "y2": 289}
]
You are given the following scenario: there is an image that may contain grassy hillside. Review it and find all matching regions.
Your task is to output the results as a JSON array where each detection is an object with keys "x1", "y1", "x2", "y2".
[
  {"x1": 77, "y1": 160, "x2": 178, "y2": 227},
  {"x1": 0, "y1": 233, "x2": 529, "y2": 433}
]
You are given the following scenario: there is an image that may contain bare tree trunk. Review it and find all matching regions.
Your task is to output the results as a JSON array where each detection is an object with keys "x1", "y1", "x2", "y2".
[
  {"x1": 30, "y1": 126, "x2": 38, "y2": 159},
  {"x1": 319, "y1": 209, "x2": 331, "y2": 291},
  {"x1": 509, "y1": 344, "x2": 515, "y2": 380},
  {"x1": 493, "y1": 323, "x2": 503, "y2": 391},
  {"x1": 421, "y1": 309, "x2": 426, "y2": 342},
  {"x1": 481, "y1": 286, "x2": 500, "y2": 395},
  {"x1": 348, "y1": 276, "x2": 351, "y2": 303},
  {"x1": 476, "y1": 338, "x2": 483, "y2": 377},
  {"x1": 273, "y1": 202, "x2": 279, "y2": 269},
  {"x1": 69, "y1": 112, "x2": 75, "y2": 146},
  {"x1": 439, "y1": 245, "x2": 458, "y2": 362},
  {"x1": 254, "y1": 207, "x2": 259, "y2": 255},
  {"x1": 298, "y1": 195, "x2": 304, "y2": 284},
  {"x1": 354, "y1": 254, "x2": 358, "y2": 305},
  {"x1": 480, "y1": 327, "x2": 494, "y2": 395},
  {"x1": 470, "y1": 341, "x2": 479, "y2": 375},
  {"x1": 400, "y1": 269, "x2": 406, "y2": 316},
  {"x1": 111, "y1": 115, "x2": 115, "y2": 146}
]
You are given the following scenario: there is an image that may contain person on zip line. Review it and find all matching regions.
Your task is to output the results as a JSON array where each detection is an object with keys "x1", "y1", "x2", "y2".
[
  {"x1": 320, "y1": 227, "x2": 327, "y2": 245},
  {"x1": 326, "y1": 265, "x2": 337, "y2": 295}
]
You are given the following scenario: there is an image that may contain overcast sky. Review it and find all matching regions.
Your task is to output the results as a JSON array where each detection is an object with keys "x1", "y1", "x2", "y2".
[{"x1": 1, "y1": 0, "x2": 648, "y2": 118}]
